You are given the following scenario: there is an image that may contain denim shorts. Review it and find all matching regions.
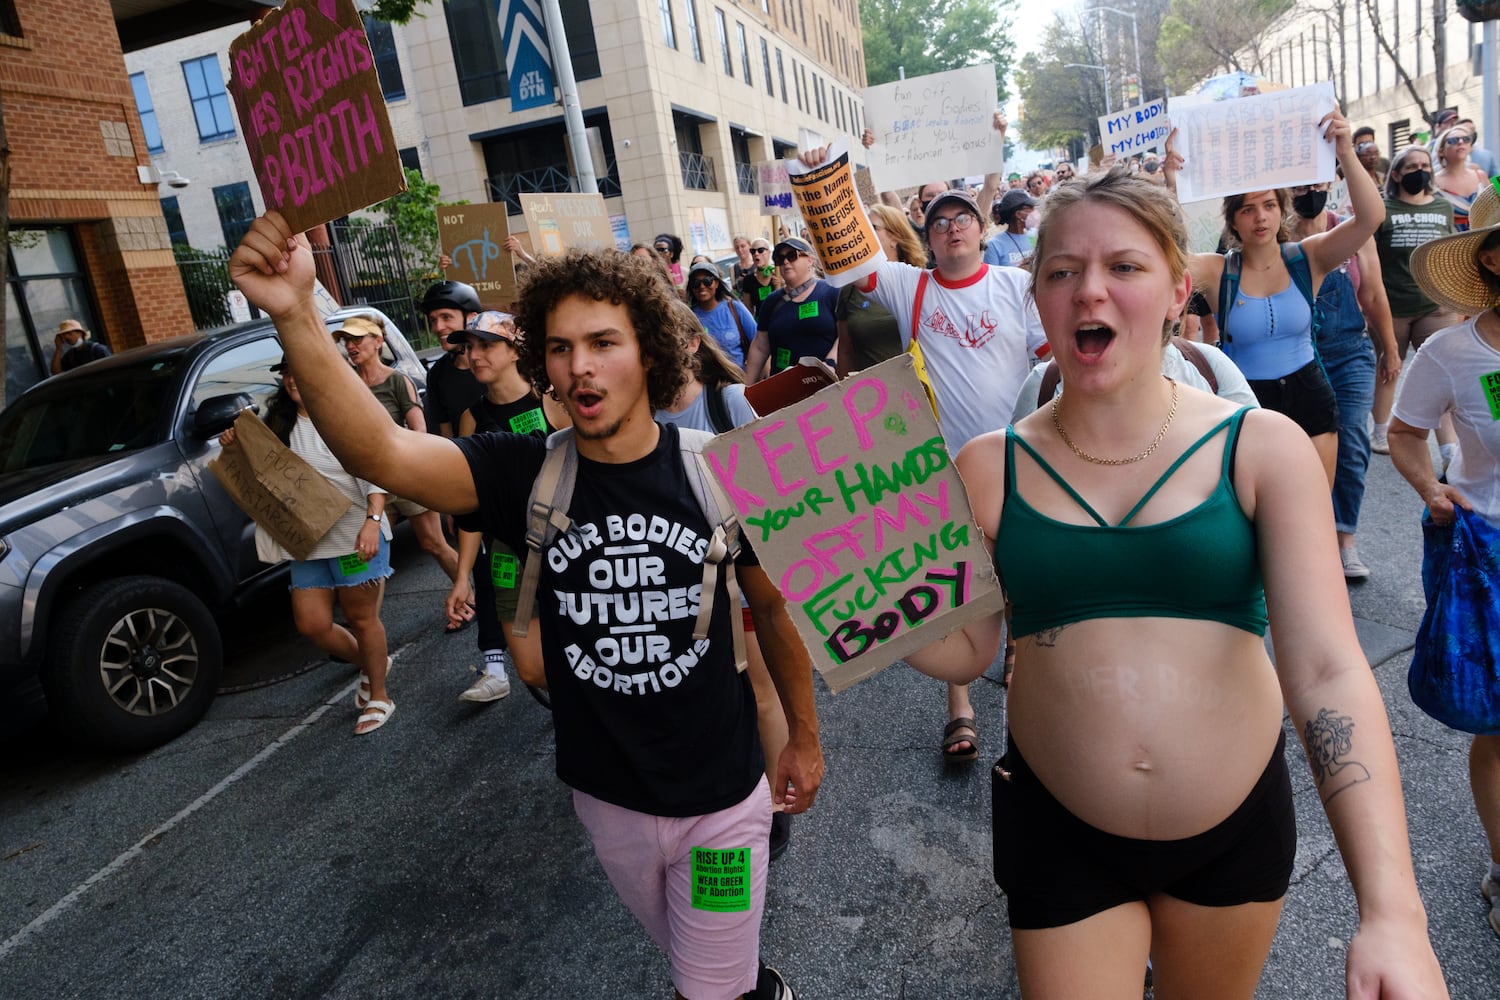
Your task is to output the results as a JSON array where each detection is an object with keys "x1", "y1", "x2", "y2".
[
  {"x1": 1246, "y1": 359, "x2": 1340, "y2": 437},
  {"x1": 289, "y1": 532, "x2": 392, "y2": 590}
]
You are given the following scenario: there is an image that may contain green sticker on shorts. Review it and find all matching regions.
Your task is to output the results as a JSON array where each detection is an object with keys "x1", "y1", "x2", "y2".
[
  {"x1": 1481, "y1": 368, "x2": 1500, "y2": 420},
  {"x1": 490, "y1": 550, "x2": 519, "y2": 588},
  {"x1": 691, "y1": 847, "x2": 752, "y2": 912},
  {"x1": 774, "y1": 347, "x2": 791, "y2": 369},
  {"x1": 798, "y1": 300, "x2": 819, "y2": 320},
  {"x1": 338, "y1": 552, "x2": 369, "y2": 576},
  {"x1": 509, "y1": 407, "x2": 546, "y2": 435},
  {"x1": 758, "y1": 284, "x2": 773, "y2": 301}
]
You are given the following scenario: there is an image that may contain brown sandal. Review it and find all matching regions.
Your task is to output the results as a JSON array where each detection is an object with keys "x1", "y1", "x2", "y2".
[{"x1": 942, "y1": 716, "x2": 979, "y2": 762}]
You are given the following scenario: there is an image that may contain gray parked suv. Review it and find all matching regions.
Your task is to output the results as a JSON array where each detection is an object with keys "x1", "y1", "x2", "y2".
[{"x1": 0, "y1": 312, "x2": 425, "y2": 751}]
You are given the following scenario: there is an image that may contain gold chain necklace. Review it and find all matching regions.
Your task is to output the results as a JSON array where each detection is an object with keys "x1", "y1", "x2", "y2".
[{"x1": 1051, "y1": 379, "x2": 1179, "y2": 466}]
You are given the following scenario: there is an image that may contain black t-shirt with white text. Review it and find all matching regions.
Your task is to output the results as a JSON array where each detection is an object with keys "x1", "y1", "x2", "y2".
[{"x1": 454, "y1": 422, "x2": 763, "y2": 817}]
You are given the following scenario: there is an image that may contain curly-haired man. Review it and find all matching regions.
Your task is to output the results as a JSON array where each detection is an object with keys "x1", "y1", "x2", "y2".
[{"x1": 229, "y1": 216, "x2": 821, "y2": 1000}]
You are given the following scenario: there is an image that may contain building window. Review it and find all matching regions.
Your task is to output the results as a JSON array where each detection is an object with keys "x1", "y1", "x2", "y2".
[
  {"x1": 561, "y1": 0, "x2": 601, "y2": 79},
  {"x1": 398, "y1": 147, "x2": 422, "y2": 176},
  {"x1": 761, "y1": 39, "x2": 774, "y2": 97},
  {"x1": 776, "y1": 50, "x2": 787, "y2": 104},
  {"x1": 660, "y1": 0, "x2": 677, "y2": 49},
  {"x1": 834, "y1": 87, "x2": 843, "y2": 130},
  {"x1": 129, "y1": 73, "x2": 163, "y2": 153},
  {"x1": 481, "y1": 112, "x2": 622, "y2": 212},
  {"x1": 181, "y1": 55, "x2": 236, "y2": 142},
  {"x1": 160, "y1": 196, "x2": 188, "y2": 247},
  {"x1": 798, "y1": 0, "x2": 807, "y2": 41},
  {"x1": 685, "y1": 0, "x2": 703, "y2": 62},
  {"x1": 212, "y1": 182, "x2": 256, "y2": 250},
  {"x1": 0, "y1": 0, "x2": 20, "y2": 36},
  {"x1": 736, "y1": 23, "x2": 752, "y2": 87},
  {"x1": 363, "y1": 16, "x2": 406, "y2": 100},
  {"x1": 715, "y1": 10, "x2": 732, "y2": 77},
  {"x1": 445, "y1": 0, "x2": 508, "y2": 105}
]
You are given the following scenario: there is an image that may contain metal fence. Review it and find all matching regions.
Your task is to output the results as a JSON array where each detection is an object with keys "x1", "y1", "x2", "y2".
[
  {"x1": 486, "y1": 160, "x2": 624, "y2": 214},
  {"x1": 174, "y1": 247, "x2": 245, "y2": 330},
  {"x1": 680, "y1": 152, "x2": 717, "y2": 191},
  {"x1": 735, "y1": 161, "x2": 758, "y2": 196}
]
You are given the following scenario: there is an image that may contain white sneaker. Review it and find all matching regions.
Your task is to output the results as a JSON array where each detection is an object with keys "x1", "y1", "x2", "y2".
[
  {"x1": 1370, "y1": 424, "x2": 1390, "y2": 455},
  {"x1": 1339, "y1": 546, "x2": 1371, "y2": 581},
  {"x1": 460, "y1": 671, "x2": 511, "y2": 703}
]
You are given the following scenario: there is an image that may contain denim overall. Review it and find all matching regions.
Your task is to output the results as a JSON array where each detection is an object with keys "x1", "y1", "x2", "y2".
[{"x1": 1314, "y1": 262, "x2": 1376, "y2": 535}]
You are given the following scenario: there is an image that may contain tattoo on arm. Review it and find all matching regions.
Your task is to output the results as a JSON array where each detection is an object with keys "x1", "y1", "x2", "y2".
[
  {"x1": 1303, "y1": 707, "x2": 1371, "y2": 804},
  {"x1": 1032, "y1": 625, "x2": 1070, "y2": 648}
]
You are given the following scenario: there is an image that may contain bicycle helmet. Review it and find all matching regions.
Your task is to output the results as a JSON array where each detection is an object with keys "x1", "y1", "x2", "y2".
[{"x1": 421, "y1": 280, "x2": 482, "y2": 315}]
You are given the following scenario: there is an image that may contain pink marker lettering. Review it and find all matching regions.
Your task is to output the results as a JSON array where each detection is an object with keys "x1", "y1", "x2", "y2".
[
  {"x1": 869, "y1": 493, "x2": 933, "y2": 552},
  {"x1": 752, "y1": 420, "x2": 807, "y2": 497},
  {"x1": 842, "y1": 377, "x2": 887, "y2": 450},
  {"x1": 707, "y1": 444, "x2": 767, "y2": 516},
  {"x1": 800, "y1": 515, "x2": 870, "y2": 576},
  {"x1": 795, "y1": 401, "x2": 847, "y2": 475}
]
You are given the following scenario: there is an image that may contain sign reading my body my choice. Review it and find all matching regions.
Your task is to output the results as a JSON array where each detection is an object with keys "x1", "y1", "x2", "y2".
[
  {"x1": 703, "y1": 355, "x2": 1004, "y2": 693},
  {"x1": 228, "y1": 0, "x2": 407, "y2": 233}
]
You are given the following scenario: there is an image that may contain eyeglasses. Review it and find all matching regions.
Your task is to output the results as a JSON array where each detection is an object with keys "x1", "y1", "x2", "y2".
[
  {"x1": 751, "y1": 247, "x2": 769, "y2": 255},
  {"x1": 927, "y1": 213, "x2": 978, "y2": 234},
  {"x1": 773, "y1": 250, "x2": 802, "y2": 266},
  {"x1": 689, "y1": 276, "x2": 717, "y2": 288},
  {"x1": 653, "y1": 245, "x2": 671, "y2": 254},
  {"x1": 1446, "y1": 134, "x2": 1474, "y2": 146}
]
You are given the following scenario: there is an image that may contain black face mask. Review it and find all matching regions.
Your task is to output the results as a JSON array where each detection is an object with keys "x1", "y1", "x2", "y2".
[
  {"x1": 1400, "y1": 170, "x2": 1431, "y2": 195},
  {"x1": 1292, "y1": 190, "x2": 1328, "y2": 219}
]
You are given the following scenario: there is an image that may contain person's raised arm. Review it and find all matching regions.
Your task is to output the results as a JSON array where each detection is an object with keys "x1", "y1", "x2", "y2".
[
  {"x1": 860, "y1": 127, "x2": 905, "y2": 210},
  {"x1": 1302, "y1": 108, "x2": 1386, "y2": 284},
  {"x1": 229, "y1": 212, "x2": 479, "y2": 514},
  {"x1": 740, "y1": 566, "x2": 824, "y2": 814},
  {"x1": 1352, "y1": 238, "x2": 1402, "y2": 385},
  {"x1": 975, "y1": 112, "x2": 1008, "y2": 217},
  {"x1": 1243, "y1": 410, "x2": 1448, "y2": 998}
]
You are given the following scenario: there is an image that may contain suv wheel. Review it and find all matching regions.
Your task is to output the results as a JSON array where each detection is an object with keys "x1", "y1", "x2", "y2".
[{"x1": 45, "y1": 576, "x2": 223, "y2": 752}]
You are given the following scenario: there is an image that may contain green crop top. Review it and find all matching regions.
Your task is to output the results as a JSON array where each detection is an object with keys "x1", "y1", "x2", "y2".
[{"x1": 996, "y1": 408, "x2": 1268, "y2": 637}]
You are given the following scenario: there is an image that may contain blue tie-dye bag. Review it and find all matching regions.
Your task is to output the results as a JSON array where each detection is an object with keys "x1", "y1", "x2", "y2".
[{"x1": 1408, "y1": 507, "x2": 1500, "y2": 735}]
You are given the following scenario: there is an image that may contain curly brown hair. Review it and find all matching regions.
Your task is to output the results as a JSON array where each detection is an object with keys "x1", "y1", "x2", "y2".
[{"x1": 513, "y1": 249, "x2": 697, "y2": 413}]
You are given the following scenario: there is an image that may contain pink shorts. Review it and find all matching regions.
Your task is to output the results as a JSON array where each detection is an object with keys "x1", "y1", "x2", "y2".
[{"x1": 572, "y1": 777, "x2": 772, "y2": 999}]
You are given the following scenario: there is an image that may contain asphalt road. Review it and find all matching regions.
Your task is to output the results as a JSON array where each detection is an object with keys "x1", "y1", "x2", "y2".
[{"x1": 1, "y1": 445, "x2": 1497, "y2": 998}]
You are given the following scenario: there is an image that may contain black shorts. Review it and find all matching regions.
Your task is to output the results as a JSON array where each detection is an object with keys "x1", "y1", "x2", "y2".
[
  {"x1": 1247, "y1": 360, "x2": 1340, "y2": 437},
  {"x1": 992, "y1": 730, "x2": 1295, "y2": 930}
]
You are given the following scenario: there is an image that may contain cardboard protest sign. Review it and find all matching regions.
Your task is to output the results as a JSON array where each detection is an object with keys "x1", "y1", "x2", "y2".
[
  {"x1": 208, "y1": 411, "x2": 351, "y2": 561},
  {"x1": 519, "y1": 193, "x2": 611, "y2": 253},
  {"x1": 1168, "y1": 82, "x2": 1337, "y2": 203},
  {"x1": 784, "y1": 139, "x2": 882, "y2": 288},
  {"x1": 1098, "y1": 98, "x2": 1169, "y2": 159},
  {"x1": 755, "y1": 160, "x2": 794, "y2": 214},
  {"x1": 438, "y1": 202, "x2": 517, "y2": 308},
  {"x1": 227, "y1": 0, "x2": 407, "y2": 234},
  {"x1": 861, "y1": 65, "x2": 1001, "y2": 193},
  {"x1": 704, "y1": 355, "x2": 1005, "y2": 692}
]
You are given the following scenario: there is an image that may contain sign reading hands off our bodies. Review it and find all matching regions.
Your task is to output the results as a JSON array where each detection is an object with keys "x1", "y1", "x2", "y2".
[
  {"x1": 1168, "y1": 82, "x2": 1337, "y2": 203},
  {"x1": 861, "y1": 65, "x2": 1001, "y2": 194},
  {"x1": 228, "y1": 0, "x2": 406, "y2": 233},
  {"x1": 703, "y1": 355, "x2": 1004, "y2": 692}
]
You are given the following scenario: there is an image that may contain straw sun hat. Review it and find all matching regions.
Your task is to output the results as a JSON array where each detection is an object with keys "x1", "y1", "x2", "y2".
[{"x1": 1411, "y1": 181, "x2": 1500, "y2": 315}]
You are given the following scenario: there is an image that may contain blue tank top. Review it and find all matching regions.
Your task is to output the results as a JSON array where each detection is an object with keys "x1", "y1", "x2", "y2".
[
  {"x1": 996, "y1": 409, "x2": 1268, "y2": 638},
  {"x1": 1223, "y1": 282, "x2": 1315, "y2": 380}
]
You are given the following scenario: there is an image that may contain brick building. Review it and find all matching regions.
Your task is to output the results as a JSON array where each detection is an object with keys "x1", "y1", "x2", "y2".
[{"x1": 0, "y1": 0, "x2": 268, "y2": 400}]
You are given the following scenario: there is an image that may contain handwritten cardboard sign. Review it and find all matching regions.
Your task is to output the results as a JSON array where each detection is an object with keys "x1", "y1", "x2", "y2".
[
  {"x1": 1168, "y1": 82, "x2": 1336, "y2": 203},
  {"x1": 703, "y1": 355, "x2": 1004, "y2": 692},
  {"x1": 519, "y1": 192, "x2": 611, "y2": 253},
  {"x1": 756, "y1": 160, "x2": 794, "y2": 214},
  {"x1": 861, "y1": 65, "x2": 1000, "y2": 193},
  {"x1": 1098, "y1": 98, "x2": 1169, "y2": 158},
  {"x1": 227, "y1": 0, "x2": 406, "y2": 234},
  {"x1": 438, "y1": 202, "x2": 517, "y2": 308},
  {"x1": 207, "y1": 411, "x2": 351, "y2": 561},
  {"x1": 785, "y1": 139, "x2": 882, "y2": 288},
  {"x1": 703, "y1": 206, "x2": 733, "y2": 254}
]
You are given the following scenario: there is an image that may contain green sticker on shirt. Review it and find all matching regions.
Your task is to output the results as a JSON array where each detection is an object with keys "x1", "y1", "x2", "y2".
[
  {"x1": 758, "y1": 284, "x2": 773, "y2": 301},
  {"x1": 798, "y1": 300, "x2": 819, "y2": 320},
  {"x1": 774, "y1": 347, "x2": 791, "y2": 369},
  {"x1": 490, "y1": 550, "x2": 519, "y2": 588},
  {"x1": 338, "y1": 552, "x2": 369, "y2": 576},
  {"x1": 691, "y1": 847, "x2": 752, "y2": 912},
  {"x1": 1482, "y1": 368, "x2": 1500, "y2": 420},
  {"x1": 508, "y1": 407, "x2": 546, "y2": 435}
]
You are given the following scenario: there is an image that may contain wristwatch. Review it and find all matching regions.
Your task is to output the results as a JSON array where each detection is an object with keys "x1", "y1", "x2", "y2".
[{"x1": 367, "y1": 513, "x2": 383, "y2": 523}]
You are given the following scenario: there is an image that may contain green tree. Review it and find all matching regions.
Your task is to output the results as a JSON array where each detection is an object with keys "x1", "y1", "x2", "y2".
[
  {"x1": 1014, "y1": 18, "x2": 1108, "y2": 151},
  {"x1": 859, "y1": 0, "x2": 1018, "y2": 99},
  {"x1": 1155, "y1": 0, "x2": 1292, "y2": 95}
]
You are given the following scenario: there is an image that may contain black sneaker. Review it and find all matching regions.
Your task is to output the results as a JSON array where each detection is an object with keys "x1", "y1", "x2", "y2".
[
  {"x1": 755, "y1": 964, "x2": 795, "y2": 1000},
  {"x1": 769, "y1": 810, "x2": 792, "y2": 862}
]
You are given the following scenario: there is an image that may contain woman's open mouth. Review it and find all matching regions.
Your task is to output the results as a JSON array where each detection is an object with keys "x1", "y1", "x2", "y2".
[{"x1": 1074, "y1": 323, "x2": 1115, "y2": 359}]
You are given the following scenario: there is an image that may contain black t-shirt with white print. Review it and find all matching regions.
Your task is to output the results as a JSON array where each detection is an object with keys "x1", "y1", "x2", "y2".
[{"x1": 454, "y1": 422, "x2": 764, "y2": 817}]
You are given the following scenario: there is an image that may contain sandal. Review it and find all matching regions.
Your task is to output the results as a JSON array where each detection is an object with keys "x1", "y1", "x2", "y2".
[
  {"x1": 942, "y1": 716, "x2": 979, "y2": 762},
  {"x1": 355, "y1": 656, "x2": 395, "y2": 710},
  {"x1": 355, "y1": 699, "x2": 395, "y2": 735}
]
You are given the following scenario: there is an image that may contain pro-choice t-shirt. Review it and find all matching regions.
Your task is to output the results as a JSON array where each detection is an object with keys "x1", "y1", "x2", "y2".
[
  {"x1": 864, "y1": 259, "x2": 1048, "y2": 451},
  {"x1": 1377, "y1": 198, "x2": 1455, "y2": 317},
  {"x1": 454, "y1": 422, "x2": 764, "y2": 817},
  {"x1": 756, "y1": 281, "x2": 841, "y2": 374}
]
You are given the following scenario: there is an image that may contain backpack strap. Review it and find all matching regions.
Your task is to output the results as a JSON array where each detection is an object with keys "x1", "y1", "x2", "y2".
[
  {"x1": 1036, "y1": 359, "x2": 1062, "y2": 406},
  {"x1": 1217, "y1": 249, "x2": 1241, "y2": 344},
  {"x1": 1170, "y1": 337, "x2": 1218, "y2": 394},
  {"x1": 910, "y1": 269, "x2": 930, "y2": 342},
  {"x1": 510, "y1": 428, "x2": 579, "y2": 639},
  {"x1": 727, "y1": 301, "x2": 751, "y2": 354},
  {"x1": 705, "y1": 382, "x2": 734, "y2": 435},
  {"x1": 1281, "y1": 241, "x2": 1316, "y2": 308},
  {"x1": 677, "y1": 428, "x2": 747, "y2": 672}
]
